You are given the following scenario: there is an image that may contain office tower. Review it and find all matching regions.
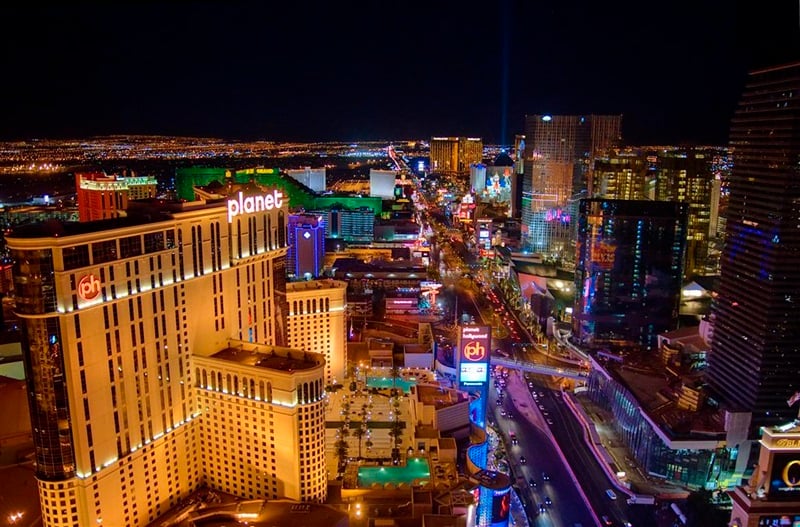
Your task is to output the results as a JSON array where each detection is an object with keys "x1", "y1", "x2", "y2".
[
  {"x1": 285, "y1": 166, "x2": 326, "y2": 193},
  {"x1": 6, "y1": 185, "x2": 328, "y2": 527},
  {"x1": 706, "y1": 62, "x2": 800, "y2": 437},
  {"x1": 430, "y1": 137, "x2": 484, "y2": 174},
  {"x1": 287, "y1": 213, "x2": 326, "y2": 279},
  {"x1": 521, "y1": 114, "x2": 621, "y2": 257},
  {"x1": 573, "y1": 199, "x2": 688, "y2": 351},
  {"x1": 286, "y1": 279, "x2": 347, "y2": 384},
  {"x1": 75, "y1": 171, "x2": 158, "y2": 221}
]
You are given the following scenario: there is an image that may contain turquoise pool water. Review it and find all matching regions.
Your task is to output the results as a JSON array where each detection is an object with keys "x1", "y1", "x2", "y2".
[
  {"x1": 357, "y1": 457, "x2": 430, "y2": 487},
  {"x1": 366, "y1": 376, "x2": 417, "y2": 393}
]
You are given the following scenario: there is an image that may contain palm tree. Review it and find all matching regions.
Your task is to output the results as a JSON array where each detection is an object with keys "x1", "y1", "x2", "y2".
[{"x1": 353, "y1": 426, "x2": 365, "y2": 459}]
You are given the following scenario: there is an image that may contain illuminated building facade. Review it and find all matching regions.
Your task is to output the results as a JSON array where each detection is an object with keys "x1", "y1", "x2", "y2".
[
  {"x1": 286, "y1": 279, "x2": 347, "y2": 385},
  {"x1": 194, "y1": 343, "x2": 327, "y2": 503},
  {"x1": 430, "y1": 137, "x2": 459, "y2": 173},
  {"x1": 430, "y1": 137, "x2": 484, "y2": 174},
  {"x1": 592, "y1": 148, "x2": 718, "y2": 277},
  {"x1": 521, "y1": 114, "x2": 621, "y2": 257},
  {"x1": 573, "y1": 199, "x2": 688, "y2": 351},
  {"x1": 707, "y1": 62, "x2": 800, "y2": 437},
  {"x1": 728, "y1": 421, "x2": 800, "y2": 527},
  {"x1": 75, "y1": 171, "x2": 158, "y2": 222},
  {"x1": 656, "y1": 149, "x2": 716, "y2": 277},
  {"x1": 459, "y1": 137, "x2": 484, "y2": 171},
  {"x1": 287, "y1": 212, "x2": 326, "y2": 278},
  {"x1": 7, "y1": 185, "x2": 328, "y2": 527},
  {"x1": 327, "y1": 207, "x2": 375, "y2": 243}
]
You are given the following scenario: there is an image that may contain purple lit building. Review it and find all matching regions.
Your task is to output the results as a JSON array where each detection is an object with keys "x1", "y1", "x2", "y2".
[{"x1": 287, "y1": 213, "x2": 326, "y2": 279}]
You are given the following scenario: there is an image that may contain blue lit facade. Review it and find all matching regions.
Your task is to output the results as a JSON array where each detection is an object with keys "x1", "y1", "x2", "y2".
[
  {"x1": 573, "y1": 199, "x2": 687, "y2": 351},
  {"x1": 586, "y1": 365, "x2": 739, "y2": 489}
]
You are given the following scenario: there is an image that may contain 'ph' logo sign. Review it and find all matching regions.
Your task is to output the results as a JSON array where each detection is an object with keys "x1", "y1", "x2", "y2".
[
  {"x1": 463, "y1": 340, "x2": 486, "y2": 362},
  {"x1": 77, "y1": 274, "x2": 101, "y2": 301}
]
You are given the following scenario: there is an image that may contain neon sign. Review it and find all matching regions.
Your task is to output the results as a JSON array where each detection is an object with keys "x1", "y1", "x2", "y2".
[
  {"x1": 227, "y1": 189, "x2": 285, "y2": 222},
  {"x1": 77, "y1": 274, "x2": 101, "y2": 301}
]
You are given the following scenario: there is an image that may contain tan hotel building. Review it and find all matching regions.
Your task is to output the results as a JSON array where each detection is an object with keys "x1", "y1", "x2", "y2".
[{"x1": 7, "y1": 189, "x2": 333, "y2": 527}]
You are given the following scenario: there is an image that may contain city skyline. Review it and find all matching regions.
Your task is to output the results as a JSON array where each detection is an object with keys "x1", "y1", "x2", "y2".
[{"x1": 2, "y1": 2, "x2": 797, "y2": 146}]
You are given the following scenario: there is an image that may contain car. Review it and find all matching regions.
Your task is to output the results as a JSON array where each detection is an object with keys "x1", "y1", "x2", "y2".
[
  {"x1": 538, "y1": 503, "x2": 546, "y2": 513},
  {"x1": 507, "y1": 412, "x2": 514, "y2": 420},
  {"x1": 538, "y1": 404, "x2": 545, "y2": 410},
  {"x1": 519, "y1": 456, "x2": 527, "y2": 464},
  {"x1": 542, "y1": 471, "x2": 550, "y2": 481},
  {"x1": 601, "y1": 515, "x2": 612, "y2": 526},
  {"x1": 606, "y1": 489, "x2": 617, "y2": 500},
  {"x1": 546, "y1": 418, "x2": 554, "y2": 425},
  {"x1": 496, "y1": 398, "x2": 503, "y2": 406},
  {"x1": 544, "y1": 496, "x2": 552, "y2": 506},
  {"x1": 509, "y1": 432, "x2": 518, "y2": 445},
  {"x1": 528, "y1": 478, "x2": 537, "y2": 488},
  {"x1": 500, "y1": 409, "x2": 506, "y2": 417}
]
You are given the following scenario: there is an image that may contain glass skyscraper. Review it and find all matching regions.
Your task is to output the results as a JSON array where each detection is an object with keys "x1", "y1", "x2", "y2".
[
  {"x1": 521, "y1": 114, "x2": 621, "y2": 259},
  {"x1": 706, "y1": 62, "x2": 800, "y2": 436},
  {"x1": 573, "y1": 199, "x2": 688, "y2": 352}
]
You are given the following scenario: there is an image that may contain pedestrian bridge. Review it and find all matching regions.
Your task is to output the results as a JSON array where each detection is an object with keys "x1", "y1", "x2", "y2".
[{"x1": 492, "y1": 356, "x2": 589, "y2": 380}]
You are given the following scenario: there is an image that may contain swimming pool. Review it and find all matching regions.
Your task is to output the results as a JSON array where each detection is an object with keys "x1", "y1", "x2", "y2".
[
  {"x1": 357, "y1": 457, "x2": 430, "y2": 487},
  {"x1": 366, "y1": 376, "x2": 417, "y2": 393}
]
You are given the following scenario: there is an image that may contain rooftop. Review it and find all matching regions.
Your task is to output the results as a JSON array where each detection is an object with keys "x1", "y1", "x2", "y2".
[
  {"x1": 601, "y1": 347, "x2": 725, "y2": 440},
  {"x1": 6, "y1": 199, "x2": 219, "y2": 239},
  {"x1": 286, "y1": 279, "x2": 346, "y2": 292},
  {"x1": 210, "y1": 342, "x2": 322, "y2": 372},
  {"x1": 415, "y1": 384, "x2": 469, "y2": 410}
]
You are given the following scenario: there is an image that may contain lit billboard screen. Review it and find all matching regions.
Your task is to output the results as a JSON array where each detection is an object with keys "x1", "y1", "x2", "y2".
[
  {"x1": 459, "y1": 325, "x2": 491, "y2": 386},
  {"x1": 491, "y1": 486, "x2": 511, "y2": 526},
  {"x1": 768, "y1": 453, "x2": 800, "y2": 500}
]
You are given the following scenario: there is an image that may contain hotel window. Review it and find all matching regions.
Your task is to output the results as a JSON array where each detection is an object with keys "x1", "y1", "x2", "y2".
[
  {"x1": 63, "y1": 244, "x2": 90, "y2": 270},
  {"x1": 120, "y1": 235, "x2": 142, "y2": 259}
]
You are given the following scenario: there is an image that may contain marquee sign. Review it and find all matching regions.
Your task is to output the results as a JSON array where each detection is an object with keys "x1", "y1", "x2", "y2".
[
  {"x1": 459, "y1": 325, "x2": 491, "y2": 385},
  {"x1": 227, "y1": 189, "x2": 285, "y2": 222}
]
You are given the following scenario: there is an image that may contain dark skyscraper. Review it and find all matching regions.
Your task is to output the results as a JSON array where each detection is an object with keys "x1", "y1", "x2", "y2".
[
  {"x1": 706, "y1": 62, "x2": 800, "y2": 436},
  {"x1": 573, "y1": 199, "x2": 687, "y2": 352}
]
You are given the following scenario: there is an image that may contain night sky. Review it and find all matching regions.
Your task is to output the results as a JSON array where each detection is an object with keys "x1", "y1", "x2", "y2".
[{"x1": 1, "y1": 1, "x2": 798, "y2": 146}]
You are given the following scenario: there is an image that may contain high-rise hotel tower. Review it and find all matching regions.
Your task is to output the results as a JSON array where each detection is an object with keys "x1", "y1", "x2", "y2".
[
  {"x1": 521, "y1": 114, "x2": 621, "y2": 258},
  {"x1": 7, "y1": 186, "x2": 328, "y2": 527},
  {"x1": 707, "y1": 62, "x2": 800, "y2": 437}
]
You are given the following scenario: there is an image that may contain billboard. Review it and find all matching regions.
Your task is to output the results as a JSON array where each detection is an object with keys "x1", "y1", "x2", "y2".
[
  {"x1": 490, "y1": 486, "x2": 511, "y2": 526},
  {"x1": 769, "y1": 452, "x2": 800, "y2": 500},
  {"x1": 459, "y1": 325, "x2": 491, "y2": 385}
]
